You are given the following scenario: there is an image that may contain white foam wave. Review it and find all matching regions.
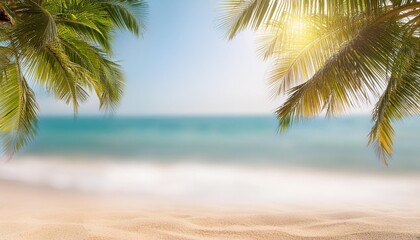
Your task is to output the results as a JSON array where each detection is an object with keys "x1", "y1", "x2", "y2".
[{"x1": 1, "y1": 156, "x2": 419, "y2": 209}]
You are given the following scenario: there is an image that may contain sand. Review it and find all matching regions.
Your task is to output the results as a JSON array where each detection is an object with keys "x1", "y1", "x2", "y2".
[{"x1": 0, "y1": 180, "x2": 419, "y2": 240}]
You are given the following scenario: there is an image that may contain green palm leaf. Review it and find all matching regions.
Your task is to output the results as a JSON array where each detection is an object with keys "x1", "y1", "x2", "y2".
[
  {"x1": 0, "y1": 0, "x2": 147, "y2": 155},
  {"x1": 369, "y1": 40, "x2": 420, "y2": 163},
  {"x1": 276, "y1": 21, "x2": 405, "y2": 130},
  {"x1": 99, "y1": 0, "x2": 147, "y2": 36},
  {"x1": 0, "y1": 48, "x2": 38, "y2": 156},
  {"x1": 222, "y1": 0, "x2": 420, "y2": 164},
  {"x1": 24, "y1": 42, "x2": 89, "y2": 112},
  {"x1": 10, "y1": 0, "x2": 57, "y2": 49}
]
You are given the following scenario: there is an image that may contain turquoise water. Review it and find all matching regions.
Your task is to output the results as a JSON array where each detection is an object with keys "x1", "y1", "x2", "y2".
[{"x1": 20, "y1": 116, "x2": 420, "y2": 172}]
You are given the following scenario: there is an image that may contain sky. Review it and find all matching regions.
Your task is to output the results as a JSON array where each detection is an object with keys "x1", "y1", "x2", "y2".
[{"x1": 37, "y1": 0, "x2": 280, "y2": 116}]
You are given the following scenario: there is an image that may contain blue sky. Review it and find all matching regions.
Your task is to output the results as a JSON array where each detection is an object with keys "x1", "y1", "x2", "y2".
[{"x1": 38, "y1": 0, "x2": 279, "y2": 116}]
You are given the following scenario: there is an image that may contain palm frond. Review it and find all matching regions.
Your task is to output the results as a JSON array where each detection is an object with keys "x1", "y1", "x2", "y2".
[
  {"x1": 10, "y1": 0, "x2": 57, "y2": 49},
  {"x1": 221, "y1": 0, "x2": 390, "y2": 39},
  {"x1": 260, "y1": 15, "x2": 371, "y2": 96},
  {"x1": 368, "y1": 40, "x2": 420, "y2": 163},
  {"x1": 51, "y1": 0, "x2": 113, "y2": 51},
  {"x1": 0, "y1": 0, "x2": 147, "y2": 157},
  {"x1": 23, "y1": 42, "x2": 89, "y2": 112},
  {"x1": 276, "y1": 21, "x2": 405, "y2": 131},
  {"x1": 0, "y1": 50, "x2": 38, "y2": 155},
  {"x1": 92, "y1": 58, "x2": 125, "y2": 111},
  {"x1": 220, "y1": 0, "x2": 280, "y2": 39},
  {"x1": 99, "y1": 0, "x2": 147, "y2": 36},
  {"x1": 58, "y1": 28, "x2": 125, "y2": 111},
  {"x1": 222, "y1": 0, "x2": 420, "y2": 163}
]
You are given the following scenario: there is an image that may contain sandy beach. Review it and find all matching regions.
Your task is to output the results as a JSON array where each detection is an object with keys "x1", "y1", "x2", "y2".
[
  {"x1": 1, "y1": 0, "x2": 418, "y2": 238},
  {"x1": 1, "y1": 159, "x2": 420, "y2": 240},
  {"x1": 1, "y1": 182, "x2": 419, "y2": 240}
]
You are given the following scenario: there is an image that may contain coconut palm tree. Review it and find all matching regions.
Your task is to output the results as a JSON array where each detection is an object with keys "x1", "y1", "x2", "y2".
[
  {"x1": 0, "y1": 0, "x2": 146, "y2": 156},
  {"x1": 221, "y1": 0, "x2": 419, "y2": 164}
]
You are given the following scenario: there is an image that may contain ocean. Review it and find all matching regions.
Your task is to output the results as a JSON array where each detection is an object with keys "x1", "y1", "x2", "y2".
[
  {"x1": 1, "y1": 115, "x2": 419, "y2": 206},
  {"x1": 19, "y1": 115, "x2": 420, "y2": 171}
]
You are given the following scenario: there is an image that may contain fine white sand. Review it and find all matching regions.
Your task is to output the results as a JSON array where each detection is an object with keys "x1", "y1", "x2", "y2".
[{"x1": 0, "y1": 158, "x2": 420, "y2": 239}]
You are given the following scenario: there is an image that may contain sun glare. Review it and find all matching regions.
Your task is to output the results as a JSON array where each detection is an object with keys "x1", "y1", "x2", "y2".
[
  {"x1": 290, "y1": 18, "x2": 306, "y2": 31},
  {"x1": 287, "y1": 17, "x2": 314, "y2": 42}
]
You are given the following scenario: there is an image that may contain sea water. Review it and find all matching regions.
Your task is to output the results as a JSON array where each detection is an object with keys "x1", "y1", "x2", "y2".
[
  {"x1": 19, "y1": 115, "x2": 420, "y2": 171},
  {"x1": 1, "y1": 115, "x2": 419, "y2": 206}
]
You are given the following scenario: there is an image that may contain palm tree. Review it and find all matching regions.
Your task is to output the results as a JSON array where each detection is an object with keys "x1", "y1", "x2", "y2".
[
  {"x1": 0, "y1": 0, "x2": 146, "y2": 156},
  {"x1": 221, "y1": 0, "x2": 419, "y2": 164}
]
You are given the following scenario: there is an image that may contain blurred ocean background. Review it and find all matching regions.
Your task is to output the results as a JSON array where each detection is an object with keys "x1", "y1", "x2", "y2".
[
  {"x1": 1, "y1": 116, "x2": 419, "y2": 207},
  {"x1": 19, "y1": 115, "x2": 420, "y2": 171}
]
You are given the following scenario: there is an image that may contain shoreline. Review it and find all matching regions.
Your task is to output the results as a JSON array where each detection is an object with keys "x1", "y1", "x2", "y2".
[{"x1": 1, "y1": 156, "x2": 420, "y2": 207}]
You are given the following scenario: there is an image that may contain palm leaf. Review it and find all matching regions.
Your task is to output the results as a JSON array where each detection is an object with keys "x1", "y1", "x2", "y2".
[
  {"x1": 276, "y1": 21, "x2": 405, "y2": 131},
  {"x1": 0, "y1": 49, "x2": 38, "y2": 155},
  {"x1": 58, "y1": 27, "x2": 125, "y2": 111},
  {"x1": 92, "y1": 58, "x2": 125, "y2": 111},
  {"x1": 222, "y1": 0, "x2": 419, "y2": 163},
  {"x1": 221, "y1": 0, "x2": 390, "y2": 40},
  {"x1": 0, "y1": 0, "x2": 147, "y2": 156},
  {"x1": 99, "y1": 0, "x2": 147, "y2": 36},
  {"x1": 50, "y1": 0, "x2": 113, "y2": 51},
  {"x1": 368, "y1": 40, "x2": 420, "y2": 163},
  {"x1": 260, "y1": 15, "x2": 372, "y2": 96},
  {"x1": 10, "y1": 0, "x2": 57, "y2": 50},
  {"x1": 23, "y1": 42, "x2": 89, "y2": 112}
]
